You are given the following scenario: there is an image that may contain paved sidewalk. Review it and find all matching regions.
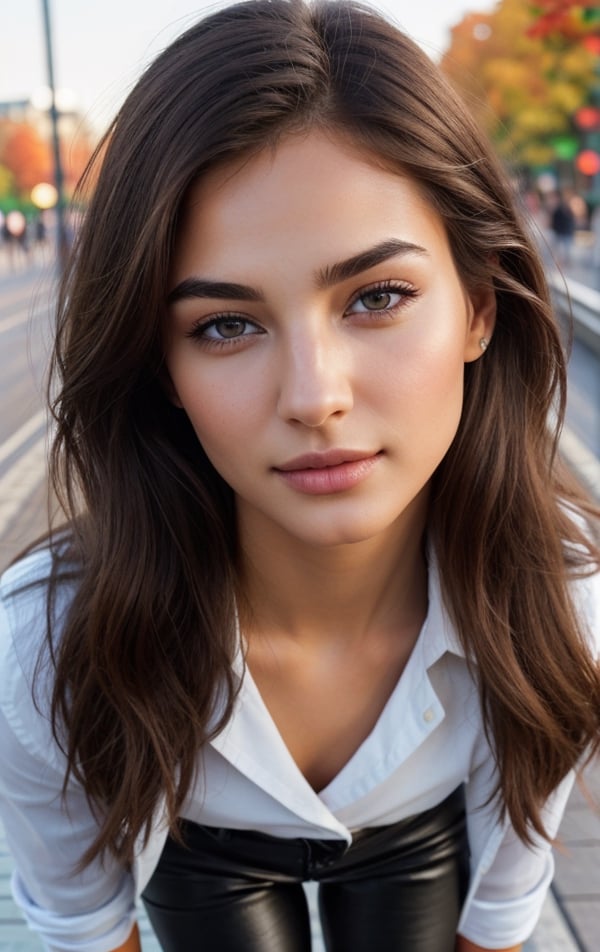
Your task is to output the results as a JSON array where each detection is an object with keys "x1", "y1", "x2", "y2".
[{"x1": 551, "y1": 757, "x2": 600, "y2": 950}]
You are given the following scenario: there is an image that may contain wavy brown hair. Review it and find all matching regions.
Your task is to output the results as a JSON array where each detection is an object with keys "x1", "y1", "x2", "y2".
[{"x1": 39, "y1": 0, "x2": 599, "y2": 867}]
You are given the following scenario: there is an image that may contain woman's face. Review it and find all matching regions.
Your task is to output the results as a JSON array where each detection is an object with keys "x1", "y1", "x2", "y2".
[{"x1": 164, "y1": 130, "x2": 495, "y2": 551}]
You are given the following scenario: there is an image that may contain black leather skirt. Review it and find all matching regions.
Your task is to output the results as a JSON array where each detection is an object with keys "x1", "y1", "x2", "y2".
[{"x1": 142, "y1": 785, "x2": 469, "y2": 951}]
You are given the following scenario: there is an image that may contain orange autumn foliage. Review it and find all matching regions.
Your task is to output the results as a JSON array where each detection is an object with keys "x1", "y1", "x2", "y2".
[
  {"x1": 0, "y1": 117, "x2": 97, "y2": 200},
  {"x1": 1, "y1": 123, "x2": 52, "y2": 193},
  {"x1": 440, "y1": 0, "x2": 597, "y2": 167}
]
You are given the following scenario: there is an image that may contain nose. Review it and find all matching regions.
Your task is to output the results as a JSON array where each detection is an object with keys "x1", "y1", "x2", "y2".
[{"x1": 276, "y1": 326, "x2": 354, "y2": 427}]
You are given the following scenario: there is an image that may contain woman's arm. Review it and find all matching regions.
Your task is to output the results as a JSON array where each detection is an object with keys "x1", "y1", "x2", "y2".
[
  {"x1": 0, "y1": 575, "x2": 141, "y2": 951},
  {"x1": 456, "y1": 937, "x2": 522, "y2": 952},
  {"x1": 112, "y1": 924, "x2": 142, "y2": 952}
]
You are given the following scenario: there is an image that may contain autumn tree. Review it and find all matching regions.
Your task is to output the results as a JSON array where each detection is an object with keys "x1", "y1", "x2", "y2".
[
  {"x1": 0, "y1": 122, "x2": 52, "y2": 195},
  {"x1": 59, "y1": 127, "x2": 96, "y2": 195},
  {"x1": 440, "y1": 0, "x2": 598, "y2": 168},
  {"x1": 0, "y1": 164, "x2": 15, "y2": 201},
  {"x1": 528, "y1": 0, "x2": 600, "y2": 46}
]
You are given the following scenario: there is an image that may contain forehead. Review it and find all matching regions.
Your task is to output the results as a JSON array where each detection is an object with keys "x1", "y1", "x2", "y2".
[{"x1": 171, "y1": 129, "x2": 452, "y2": 280}]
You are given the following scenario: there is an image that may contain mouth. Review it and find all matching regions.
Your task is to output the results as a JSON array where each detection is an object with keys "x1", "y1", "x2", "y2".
[
  {"x1": 273, "y1": 450, "x2": 383, "y2": 495},
  {"x1": 275, "y1": 449, "x2": 381, "y2": 472}
]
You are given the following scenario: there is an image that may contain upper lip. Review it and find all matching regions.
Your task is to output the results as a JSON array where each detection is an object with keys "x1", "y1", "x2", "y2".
[{"x1": 275, "y1": 449, "x2": 379, "y2": 471}]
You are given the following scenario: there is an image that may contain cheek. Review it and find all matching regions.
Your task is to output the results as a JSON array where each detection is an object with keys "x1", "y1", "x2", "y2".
[
  {"x1": 172, "y1": 363, "x2": 265, "y2": 456},
  {"x1": 372, "y1": 317, "x2": 467, "y2": 419}
]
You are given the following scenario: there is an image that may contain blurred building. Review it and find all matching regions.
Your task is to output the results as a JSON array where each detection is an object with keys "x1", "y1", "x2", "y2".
[{"x1": 0, "y1": 90, "x2": 90, "y2": 146}]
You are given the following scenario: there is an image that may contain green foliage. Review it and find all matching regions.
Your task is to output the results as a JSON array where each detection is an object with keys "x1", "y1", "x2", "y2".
[{"x1": 0, "y1": 164, "x2": 15, "y2": 199}]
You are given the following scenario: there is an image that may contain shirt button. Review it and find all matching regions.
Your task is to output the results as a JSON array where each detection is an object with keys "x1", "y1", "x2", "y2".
[{"x1": 423, "y1": 707, "x2": 435, "y2": 723}]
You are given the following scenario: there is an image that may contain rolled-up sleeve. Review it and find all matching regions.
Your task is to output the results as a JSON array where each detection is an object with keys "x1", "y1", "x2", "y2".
[
  {"x1": 459, "y1": 565, "x2": 599, "y2": 947},
  {"x1": 460, "y1": 765, "x2": 576, "y2": 948},
  {"x1": 0, "y1": 576, "x2": 137, "y2": 952}
]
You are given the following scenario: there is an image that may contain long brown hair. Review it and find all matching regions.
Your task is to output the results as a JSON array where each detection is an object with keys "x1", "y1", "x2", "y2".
[{"x1": 38, "y1": 0, "x2": 599, "y2": 866}]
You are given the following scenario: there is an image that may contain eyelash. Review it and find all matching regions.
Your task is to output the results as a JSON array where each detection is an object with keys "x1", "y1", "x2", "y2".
[
  {"x1": 185, "y1": 312, "x2": 264, "y2": 348},
  {"x1": 185, "y1": 280, "x2": 419, "y2": 348},
  {"x1": 345, "y1": 280, "x2": 419, "y2": 316}
]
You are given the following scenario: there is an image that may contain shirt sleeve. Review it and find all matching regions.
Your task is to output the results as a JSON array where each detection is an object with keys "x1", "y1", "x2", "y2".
[
  {"x1": 0, "y1": 575, "x2": 137, "y2": 952},
  {"x1": 459, "y1": 566, "x2": 599, "y2": 948},
  {"x1": 459, "y1": 758, "x2": 575, "y2": 948}
]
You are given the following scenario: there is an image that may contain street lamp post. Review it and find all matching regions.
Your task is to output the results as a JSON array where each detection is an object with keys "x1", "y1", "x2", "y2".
[{"x1": 41, "y1": 0, "x2": 69, "y2": 272}]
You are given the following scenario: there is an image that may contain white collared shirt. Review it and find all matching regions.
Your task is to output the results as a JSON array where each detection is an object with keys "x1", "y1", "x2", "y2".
[{"x1": 0, "y1": 546, "x2": 598, "y2": 952}]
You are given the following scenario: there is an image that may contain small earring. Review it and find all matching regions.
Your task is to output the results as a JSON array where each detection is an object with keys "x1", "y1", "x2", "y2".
[{"x1": 479, "y1": 337, "x2": 489, "y2": 352}]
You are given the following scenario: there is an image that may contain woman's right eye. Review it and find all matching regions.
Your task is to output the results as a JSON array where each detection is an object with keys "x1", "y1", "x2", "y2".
[{"x1": 186, "y1": 315, "x2": 264, "y2": 344}]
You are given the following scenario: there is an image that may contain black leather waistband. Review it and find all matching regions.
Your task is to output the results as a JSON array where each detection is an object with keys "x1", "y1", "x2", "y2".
[
  {"x1": 142, "y1": 786, "x2": 469, "y2": 952},
  {"x1": 150, "y1": 784, "x2": 467, "y2": 885}
]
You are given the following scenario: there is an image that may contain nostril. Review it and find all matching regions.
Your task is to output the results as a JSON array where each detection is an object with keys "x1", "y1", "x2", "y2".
[{"x1": 276, "y1": 370, "x2": 354, "y2": 427}]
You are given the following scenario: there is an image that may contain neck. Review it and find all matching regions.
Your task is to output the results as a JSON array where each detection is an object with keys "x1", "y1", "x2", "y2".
[{"x1": 237, "y1": 493, "x2": 429, "y2": 647}]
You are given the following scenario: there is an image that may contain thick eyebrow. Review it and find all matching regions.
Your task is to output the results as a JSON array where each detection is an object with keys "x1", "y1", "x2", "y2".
[
  {"x1": 316, "y1": 238, "x2": 428, "y2": 288},
  {"x1": 167, "y1": 238, "x2": 428, "y2": 304},
  {"x1": 167, "y1": 279, "x2": 264, "y2": 304}
]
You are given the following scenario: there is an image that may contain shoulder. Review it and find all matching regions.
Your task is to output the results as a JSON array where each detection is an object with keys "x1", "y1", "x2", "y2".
[
  {"x1": 0, "y1": 543, "x2": 79, "y2": 765},
  {"x1": 1, "y1": 543, "x2": 54, "y2": 607},
  {"x1": 1, "y1": 538, "x2": 80, "y2": 631},
  {"x1": 1, "y1": 546, "x2": 55, "y2": 674},
  {"x1": 0, "y1": 543, "x2": 78, "y2": 673}
]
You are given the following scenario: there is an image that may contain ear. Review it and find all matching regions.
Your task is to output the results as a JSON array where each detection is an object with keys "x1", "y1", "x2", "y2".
[{"x1": 463, "y1": 283, "x2": 497, "y2": 363}]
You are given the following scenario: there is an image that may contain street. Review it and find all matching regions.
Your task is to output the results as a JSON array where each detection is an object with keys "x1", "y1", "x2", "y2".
[{"x1": 0, "y1": 259, "x2": 55, "y2": 567}]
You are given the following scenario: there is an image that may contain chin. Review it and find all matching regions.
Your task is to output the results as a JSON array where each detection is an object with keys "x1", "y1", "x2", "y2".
[{"x1": 290, "y1": 513, "x2": 400, "y2": 549}]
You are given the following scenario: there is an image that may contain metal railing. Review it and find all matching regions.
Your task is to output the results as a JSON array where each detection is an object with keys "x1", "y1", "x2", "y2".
[{"x1": 549, "y1": 271, "x2": 600, "y2": 357}]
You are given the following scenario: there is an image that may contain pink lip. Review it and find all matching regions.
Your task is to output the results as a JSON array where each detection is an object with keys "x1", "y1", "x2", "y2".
[
  {"x1": 276, "y1": 449, "x2": 378, "y2": 471},
  {"x1": 273, "y1": 450, "x2": 382, "y2": 495}
]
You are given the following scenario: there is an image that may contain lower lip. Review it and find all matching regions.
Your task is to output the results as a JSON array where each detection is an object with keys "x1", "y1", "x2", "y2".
[{"x1": 275, "y1": 454, "x2": 382, "y2": 495}]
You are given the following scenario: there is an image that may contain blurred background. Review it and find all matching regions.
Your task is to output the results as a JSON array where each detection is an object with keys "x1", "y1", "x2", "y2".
[
  {"x1": 0, "y1": 2, "x2": 599, "y2": 950},
  {"x1": 1, "y1": 0, "x2": 600, "y2": 258}
]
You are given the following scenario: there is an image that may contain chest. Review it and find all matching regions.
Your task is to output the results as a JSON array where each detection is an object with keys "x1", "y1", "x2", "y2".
[{"x1": 246, "y1": 627, "x2": 420, "y2": 792}]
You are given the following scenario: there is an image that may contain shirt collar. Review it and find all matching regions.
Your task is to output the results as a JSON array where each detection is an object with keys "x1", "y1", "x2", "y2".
[
  {"x1": 420, "y1": 547, "x2": 468, "y2": 670},
  {"x1": 207, "y1": 548, "x2": 468, "y2": 827}
]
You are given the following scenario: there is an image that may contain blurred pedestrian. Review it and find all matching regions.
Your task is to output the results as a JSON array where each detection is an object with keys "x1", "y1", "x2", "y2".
[
  {"x1": 0, "y1": 210, "x2": 5, "y2": 267},
  {"x1": 0, "y1": 3, "x2": 598, "y2": 952},
  {"x1": 3, "y1": 209, "x2": 29, "y2": 271},
  {"x1": 550, "y1": 190, "x2": 576, "y2": 266},
  {"x1": 31, "y1": 211, "x2": 50, "y2": 263}
]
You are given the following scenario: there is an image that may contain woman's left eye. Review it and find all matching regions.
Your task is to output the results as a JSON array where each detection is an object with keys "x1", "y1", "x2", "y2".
[{"x1": 346, "y1": 283, "x2": 417, "y2": 315}]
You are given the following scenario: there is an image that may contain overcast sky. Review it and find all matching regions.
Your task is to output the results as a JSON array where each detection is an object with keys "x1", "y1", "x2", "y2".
[{"x1": 3, "y1": 0, "x2": 496, "y2": 133}]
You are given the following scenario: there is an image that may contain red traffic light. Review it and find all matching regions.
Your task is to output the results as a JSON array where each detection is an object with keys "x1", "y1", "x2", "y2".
[{"x1": 576, "y1": 150, "x2": 600, "y2": 176}]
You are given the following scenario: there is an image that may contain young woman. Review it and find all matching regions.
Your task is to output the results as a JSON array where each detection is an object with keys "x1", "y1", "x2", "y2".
[{"x1": 1, "y1": 2, "x2": 598, "y2": 950}]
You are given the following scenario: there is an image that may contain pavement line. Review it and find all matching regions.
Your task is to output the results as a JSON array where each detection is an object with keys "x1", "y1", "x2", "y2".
[
  {"x1": 0, "y1": 303, "x2": 50, "y2": 334},
  {"x1": 528, "y1": 890, "x2": 580, "y2": 951},
  {"x1": 0, "y1": 311, "x2": 30, "y2": 334},
  {"x1": 0, "y1": 432, "x2": 48, "y2": 537},
  {"x1": 0, "y1": 280, "x2": 50, "y2": 314},
  {"x1": 0, "y1": 409, "x2": 47, "y2": 468}
]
